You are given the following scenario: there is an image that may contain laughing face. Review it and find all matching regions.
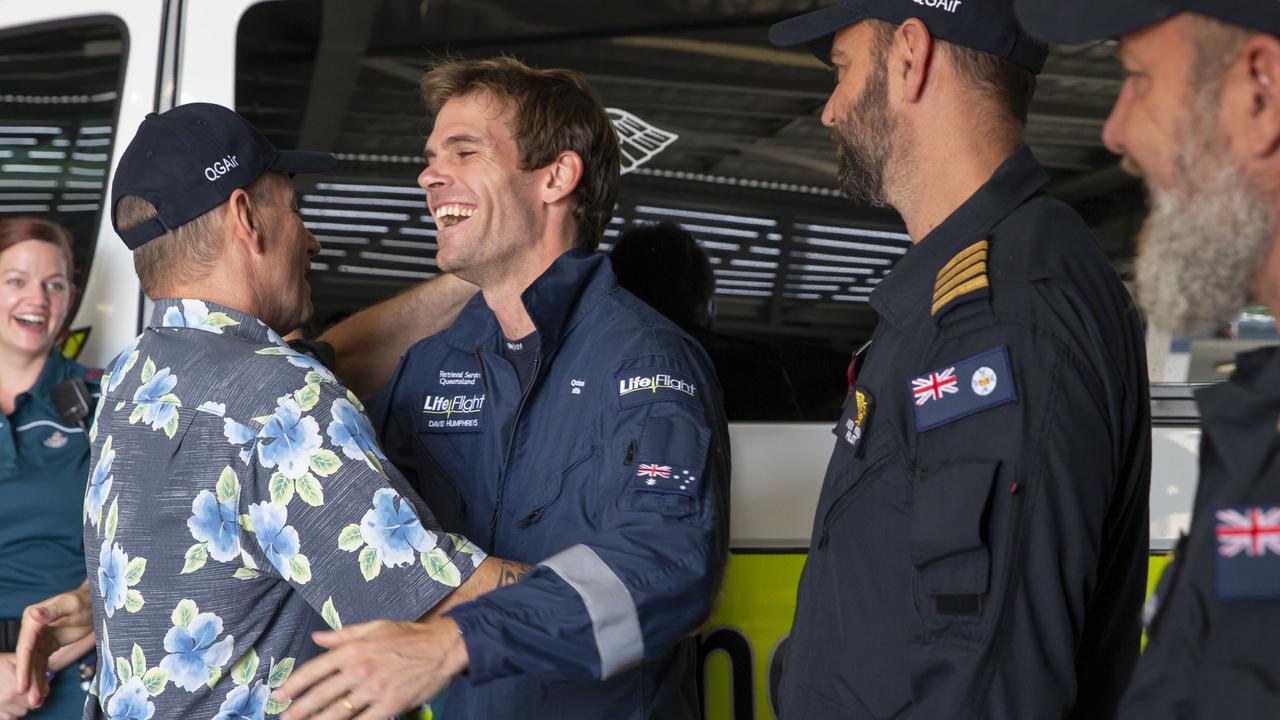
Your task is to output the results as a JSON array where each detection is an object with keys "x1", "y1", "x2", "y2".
[
  {"x1": 0, "y1": 239, "x2": 72, "y2": 358},
  {"x1": 418, "y1": 91, "x2": 542, "y2": 286}
]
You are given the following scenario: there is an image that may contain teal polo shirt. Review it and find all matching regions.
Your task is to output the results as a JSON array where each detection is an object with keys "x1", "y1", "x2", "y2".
[{"x1": 0, "y1": 350, "x2": 100, "y2": 619}]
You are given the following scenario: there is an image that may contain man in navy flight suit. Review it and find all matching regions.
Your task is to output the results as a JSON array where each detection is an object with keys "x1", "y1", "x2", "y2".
[
  {"x1": 1017, "y1": 1, "x2": 1280, "y2": 715},
  {"x1": 277, "y1": 57, "x2": 730, "y2": 720},
  {"x1": 768, "y1": 1, "x2": 1151, "y2": 718}
]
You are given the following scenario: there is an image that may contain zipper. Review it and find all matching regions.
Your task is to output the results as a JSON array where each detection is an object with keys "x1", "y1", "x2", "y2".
[{"x1": 488, "y1": 351, "x2": 541, "y2": 545}]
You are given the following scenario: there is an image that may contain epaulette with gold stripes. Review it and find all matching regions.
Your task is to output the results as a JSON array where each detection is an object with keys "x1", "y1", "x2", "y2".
[{"x1": 931, "y1": 239, "x2": 990, "y2": 320}]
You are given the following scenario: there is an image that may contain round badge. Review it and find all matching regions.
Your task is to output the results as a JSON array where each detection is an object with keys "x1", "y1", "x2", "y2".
[{"x1": 971, "y1": 367, "x2": 997, "y2": 396}]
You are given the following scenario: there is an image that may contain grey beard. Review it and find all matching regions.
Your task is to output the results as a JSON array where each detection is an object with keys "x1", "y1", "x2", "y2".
[{"x1": 1135, "y1": 153, "x2": 1275, "y2": 337}]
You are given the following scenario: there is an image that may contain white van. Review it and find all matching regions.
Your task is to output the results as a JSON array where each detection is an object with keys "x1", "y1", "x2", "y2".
[{"x1": 1, "y1": 2, "x2": 1267, "y2": 718}]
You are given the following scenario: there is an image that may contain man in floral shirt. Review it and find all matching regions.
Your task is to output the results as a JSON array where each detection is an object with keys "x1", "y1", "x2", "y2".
[{"x1": 74, "y1": 103, "x2": 489, "y2": 720}]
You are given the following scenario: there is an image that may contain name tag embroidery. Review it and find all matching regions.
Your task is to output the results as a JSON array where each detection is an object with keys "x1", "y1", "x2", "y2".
[{"x1": 421, "y1": 393, "x2": 485, "y2": 432}]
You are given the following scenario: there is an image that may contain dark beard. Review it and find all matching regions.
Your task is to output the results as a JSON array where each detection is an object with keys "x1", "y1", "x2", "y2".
[{"x1": 832, "y1": 56, "x2": 893, "y2": 208}]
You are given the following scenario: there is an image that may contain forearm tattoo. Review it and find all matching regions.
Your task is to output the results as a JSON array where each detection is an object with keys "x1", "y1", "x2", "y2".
[{"x1": 497, "y1": 560, "x2": 533, "y2": 588}]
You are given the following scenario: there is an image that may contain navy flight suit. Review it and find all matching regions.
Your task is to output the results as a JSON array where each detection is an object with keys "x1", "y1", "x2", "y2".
[
  {"x1": 1121, "y1": 346, "x2": 1280, "y2": 717},
  {"x1": 778, "y1": 146, "x2": 1151, "y2": 719},
  {"x1": 375, "y1": 248, "x2": 730, "y2": 719}
]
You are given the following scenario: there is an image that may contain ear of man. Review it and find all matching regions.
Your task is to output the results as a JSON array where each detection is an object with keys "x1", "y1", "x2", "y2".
[
  {"x1": 895, "y1": 19, "x2": 937, "y2": 105},
  {"x1": 223, "y1": 182, "x2": 272, "y2": 259},
  {"x1": 1241, "y1": 34, "x2": 1280, "y2": 160},
  {"x1": 541, "y1": 149, "x2": 584, "y2": 206}
]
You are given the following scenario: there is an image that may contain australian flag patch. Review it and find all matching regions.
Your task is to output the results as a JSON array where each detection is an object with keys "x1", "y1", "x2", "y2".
[
  {"x1": 1215, "y1": 505, "x2": 1280, "y2": 601},
  {"x1": 911, "y1": 346, "x2": 1017, "y2": 432},
  {"x1": 631, "y1": 462, "x2": 700, "y2": 499}
]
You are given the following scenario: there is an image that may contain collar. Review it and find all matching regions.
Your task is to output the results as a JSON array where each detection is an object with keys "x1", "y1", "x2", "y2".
[
  {"x1": 870, "y1": 145, "x2": 1050, "y2": 328},
  {"x1": 148, "y1": 298, "x2": 279, "y2": 346},
  {"x1": 446, "y1": 248, "x2": 616, "y2": 357},
  {"x1": 1196, "y1": 346, "x2": 1280, "y2": 484},
  {"x1": 26, "y1": 349, "x2": 76, "y2": 398}
]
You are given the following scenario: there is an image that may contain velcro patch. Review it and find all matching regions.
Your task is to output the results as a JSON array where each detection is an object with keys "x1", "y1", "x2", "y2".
[
  {"x1": 615, "y1": 368, "x2": 700, "y2": 410},
  {"x1": 911, "y1": 346, "x2": 1016, "y2": 432},
  {"x1": 420, "y1": 392, "x2": 485, "y2": 433},
  {"x1": 1214, "y1": 505, "x2": 1280, "y2": 601},
  {"x1": 631, "y1": 463, "x2": 701, "y2": 498}
]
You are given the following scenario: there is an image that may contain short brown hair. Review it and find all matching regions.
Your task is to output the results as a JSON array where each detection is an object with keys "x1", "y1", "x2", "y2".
[
  {"x1": 115, "y1": 173, "x2": 281, "y2": 298},
  {"x1": 869, "y1": 21, "x2": 1037, "y2": 129},
  {"x1": 420, "y1": 56, "x2": 620, "y2": 250},
  {"x1": 943, "y1": 42, "x2": 1038, "y2": 127},
  {"x1": 0, "y1": 216, "x2": 75, "y2": 276}
]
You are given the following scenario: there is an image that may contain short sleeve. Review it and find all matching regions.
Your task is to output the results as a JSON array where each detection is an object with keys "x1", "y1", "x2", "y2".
[{"x1": 236, "y1": 379, "x2": 485, "y2": 626}]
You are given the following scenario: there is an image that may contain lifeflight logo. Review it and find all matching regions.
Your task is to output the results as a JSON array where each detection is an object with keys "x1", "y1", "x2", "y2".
[
  {"x1": 619, "y1": 373, "x2": 696, "y2": 399},
  {"x1": 423, "y1": 393, "x2": 485, "y2": 430},
  {"x1": 614, "y1": 368, "x2": 701, "y2": 409}
]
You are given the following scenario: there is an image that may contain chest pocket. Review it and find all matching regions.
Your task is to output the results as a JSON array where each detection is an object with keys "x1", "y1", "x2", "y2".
[
  {"x1": 413, "y1": 429, "x2": 473, "y2": 525},
  {"x1": 909, "y1": 458, "x2": 1021, "y2": 640}
]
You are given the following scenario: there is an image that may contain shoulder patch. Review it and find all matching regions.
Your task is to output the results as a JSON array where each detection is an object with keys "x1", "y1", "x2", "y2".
[
  {"x1": 1214, "y1": 505, "x2": 1280, "y2": 601},
  {"x1": 911, "y1": 346, "x2": 1016, "y2": 432},
  {"x1": 631, "y1": 463, "x2": 702, "y2": 498},
  {"x1": 932, "y1": 239, "x2": 990, "y2": 320},
  {"x1": 615, "y1": 368, "x2": 701, "y2": 410}
]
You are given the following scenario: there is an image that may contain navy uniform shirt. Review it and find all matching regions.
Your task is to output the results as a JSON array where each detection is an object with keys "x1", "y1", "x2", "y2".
[
  {"x1": 778, "y1": 147, "x2": 1151, "y2": 720},
  {"x1": 0, "y1": 350, "x2": 100, "y2": 619},
  {"x1": 82, "y1": 299, "x2": 482, "y2": 720},
  {"x1": 375, "y1": 249, "x2": 731, "y2": 720},
  {"x1": 1121, "y1": 346, "x2": 1280, "y2": 717}
]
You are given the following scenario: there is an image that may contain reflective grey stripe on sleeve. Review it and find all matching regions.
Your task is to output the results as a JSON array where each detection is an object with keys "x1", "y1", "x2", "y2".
[{"x1": 540, "y1": 544, "x2": 644, "y2": 679}]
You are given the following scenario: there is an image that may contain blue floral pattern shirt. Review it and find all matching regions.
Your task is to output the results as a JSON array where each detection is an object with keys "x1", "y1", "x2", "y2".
[{"x1": 82, "y1": 299, "x2": 484, "y2": 720}]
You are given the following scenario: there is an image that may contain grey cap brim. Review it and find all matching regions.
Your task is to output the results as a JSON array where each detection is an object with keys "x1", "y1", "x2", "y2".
[
  {"x1": 271, "y1": 149, "x2": 337, "y2": 175},
  {"x1": 1014, "y1": 0, "x2": 1180, "y2": 44},
  {"x1": 769, "y1": 4, "x2": 868, "y2": 65}
]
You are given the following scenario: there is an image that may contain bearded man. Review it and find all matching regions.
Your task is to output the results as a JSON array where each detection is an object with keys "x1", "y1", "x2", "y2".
[
  {"x1": 767, "y1": 1, "x2": 1151, "y2": 718},
  {"x1": 1016, "y1": 1, "x2": 1280, "y2": 716}
]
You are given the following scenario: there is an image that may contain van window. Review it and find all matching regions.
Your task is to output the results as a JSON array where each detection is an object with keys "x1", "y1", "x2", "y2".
[{"x1": 0, "y1": 19, "x2": 126, "y2": 316}]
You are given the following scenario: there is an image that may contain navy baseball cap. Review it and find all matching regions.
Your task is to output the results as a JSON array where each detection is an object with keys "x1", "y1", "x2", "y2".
[
  {"x1": 1016, "y1": 0, "x2": 1280, "y2": 45},
  {"x1": 110, "y1": 103, "x2": 335, "y2": 250},
  {"x1": 769, "y1": 0, "x2": 1049, "y2": 74}
]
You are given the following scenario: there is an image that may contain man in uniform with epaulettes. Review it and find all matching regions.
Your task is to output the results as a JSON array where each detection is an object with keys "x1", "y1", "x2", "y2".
[{"x1": 769, "y1": 1, "x2": 1152, "y2": 717}]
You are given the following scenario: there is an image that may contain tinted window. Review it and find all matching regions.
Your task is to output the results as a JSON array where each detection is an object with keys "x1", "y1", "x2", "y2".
[
  {"x1": 0, "y1": 19, "x2": 126, "y2": 315},
  {"x1": 235, "y1": 1, "x2": 1162, "y2": 420}
]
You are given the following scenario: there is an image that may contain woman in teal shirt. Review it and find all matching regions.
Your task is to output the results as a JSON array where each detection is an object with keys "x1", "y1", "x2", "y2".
[{"x1": 0, "y1": 217, "x2": 97, "y2": 719}]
